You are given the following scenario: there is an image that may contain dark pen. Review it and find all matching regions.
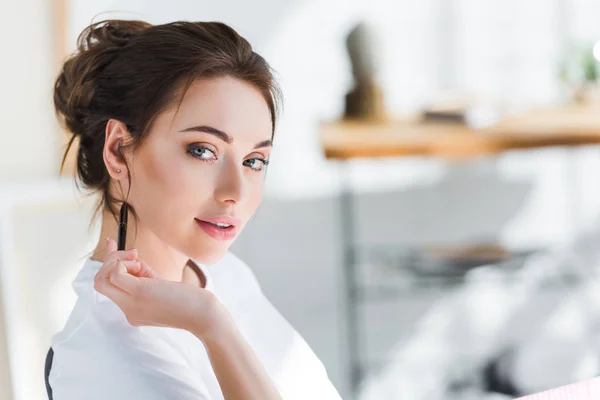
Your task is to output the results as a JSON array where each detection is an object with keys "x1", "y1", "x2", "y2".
[{"x1": 117, "y1": 202, "x2": 128, "y2": 251}]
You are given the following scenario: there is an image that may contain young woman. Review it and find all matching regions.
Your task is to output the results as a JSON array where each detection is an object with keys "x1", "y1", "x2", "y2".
[{"x1": 48, "y1": 19, "x2": 342, "y2": 400}]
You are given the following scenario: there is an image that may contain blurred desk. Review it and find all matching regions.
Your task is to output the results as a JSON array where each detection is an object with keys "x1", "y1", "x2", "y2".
[
  {"x1": 321, "y1": 104, "x2": 600, "y2": 159},
  {"x1": 320, "y1": 103, "x2": 600, "y2": 398}
]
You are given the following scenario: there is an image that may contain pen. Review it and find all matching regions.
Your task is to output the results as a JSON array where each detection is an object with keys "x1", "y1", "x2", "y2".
[{"x1": 117, "y1": 202, "x2": 128, "y2": 251}]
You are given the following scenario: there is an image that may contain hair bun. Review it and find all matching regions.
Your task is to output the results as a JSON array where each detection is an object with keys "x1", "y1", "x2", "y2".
[
  {"x1": 53, "y1": 20, "x2": 151, "y2": 138},
  {"x1": 79, "y1": 19, "x2": 150, "y2": 51}
]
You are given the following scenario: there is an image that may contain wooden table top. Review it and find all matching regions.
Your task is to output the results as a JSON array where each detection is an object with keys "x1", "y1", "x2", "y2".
[{"x1": 320, "y1": 103, "x2": 600, "y2": 159}]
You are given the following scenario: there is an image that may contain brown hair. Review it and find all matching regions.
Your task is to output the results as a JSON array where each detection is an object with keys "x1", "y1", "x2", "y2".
[{"x1": 54, "y1": 19, "x2": 281, "y2": 226}]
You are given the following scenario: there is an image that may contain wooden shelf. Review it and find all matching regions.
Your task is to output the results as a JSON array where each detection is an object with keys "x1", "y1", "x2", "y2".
[{"x1": 321, "y1": 103, "x2": 600, "y2": 160}]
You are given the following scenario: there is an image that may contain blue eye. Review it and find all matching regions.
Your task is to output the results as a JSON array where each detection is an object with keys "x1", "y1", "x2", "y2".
[
  {"x1": 187, "y1": 144, "x2": 269, "y2": 171},
  {"x1": 187, "y1": 145, "x2": 216, "y2": 161},
  {"x1": 243, "y1": 158, "x2": 270, "y2": 172}
]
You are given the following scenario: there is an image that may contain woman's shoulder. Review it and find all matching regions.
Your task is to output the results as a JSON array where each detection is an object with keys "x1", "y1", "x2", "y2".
[
  {"x1": 52, "y1": 265, "x2": 200, "y2": 369},
  {"x1": 49, "y1": 257, "x2": 217, "y2": 399},
  {"x1": 49, "y1": 298, "x2": 212, "y2": 399}
]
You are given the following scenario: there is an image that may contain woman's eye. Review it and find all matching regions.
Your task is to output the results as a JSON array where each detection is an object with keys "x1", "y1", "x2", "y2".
[
  {"x1": 187, "y1": 145, "x2": 217, "y2": 160},
  {"x1": 243, "y1": 158, "x2": 269, "y2": 171},
  {"x1": 187, "y1": 145, "x2": 268, "y2": 171}
]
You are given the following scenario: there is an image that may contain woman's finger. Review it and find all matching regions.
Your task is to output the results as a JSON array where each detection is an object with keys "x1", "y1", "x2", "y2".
[
  {"x1": 94, "y1": 262, "x2": 129, "y2": 304},
  {"x1": 95, "y1": 259, "x2": 139, "y2": 288},
  {"x1": 96, "y1": 278, "x2": 129, "y2": 305},
  {"x1": 109, "y1": 261, "x2": 141, "y2": 294},
  {"x1": 95, "y1": 258, "x2": 115, "y2": 286},
  {"x1": 104, "y1": 238, "x2": 138, "y2": 265},
  {"x1": 137, "y1": 259, "x2": 162, "y2": 279},
  {"x1": 105, "y1": 237, "x2": 118, "y2": 260}
]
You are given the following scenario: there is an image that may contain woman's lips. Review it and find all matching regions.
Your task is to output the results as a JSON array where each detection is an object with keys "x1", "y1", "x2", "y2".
[{"x1": 194, "y1": 218, "x2": 238, "y2": 241}]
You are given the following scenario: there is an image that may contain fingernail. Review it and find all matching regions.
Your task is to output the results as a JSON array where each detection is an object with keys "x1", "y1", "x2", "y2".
[{"x1": 106, "y1": 237, "x2": 110, "y2": 243}]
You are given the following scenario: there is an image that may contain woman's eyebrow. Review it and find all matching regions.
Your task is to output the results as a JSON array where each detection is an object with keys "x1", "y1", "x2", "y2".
[
  {"x1": 254, "y1": 139, "x2": 273, "y2": 149},
  {"x1": 179, "y1": 125, "x2": 232, "y2": 143},
  {"x1": 178, "y1": 125, "x2": 272, "y2": 149}
]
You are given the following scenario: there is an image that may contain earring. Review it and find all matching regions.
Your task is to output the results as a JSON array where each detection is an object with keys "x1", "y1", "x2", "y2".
[{"x1": 117, "y1": 169, "x2": 121, "y2": 173}]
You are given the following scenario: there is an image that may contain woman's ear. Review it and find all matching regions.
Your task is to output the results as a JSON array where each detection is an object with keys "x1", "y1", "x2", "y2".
[{"x1": 103, "y1": 119, "x2": 130, "y2": 179}]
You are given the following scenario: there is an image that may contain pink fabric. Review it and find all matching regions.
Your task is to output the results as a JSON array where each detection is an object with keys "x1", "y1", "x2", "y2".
[{"x1": 514, "y1": 377, "x2": 600, "y2": 400}]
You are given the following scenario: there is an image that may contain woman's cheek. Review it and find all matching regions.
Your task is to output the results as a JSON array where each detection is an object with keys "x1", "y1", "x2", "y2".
[{"x1": 247, "y1": 179, "x2": 264, "y2": 212}]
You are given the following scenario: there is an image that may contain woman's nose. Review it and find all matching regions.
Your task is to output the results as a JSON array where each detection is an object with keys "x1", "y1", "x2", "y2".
[{"x1": 213, "y1": 159, "x2": 245, "y2": 205}]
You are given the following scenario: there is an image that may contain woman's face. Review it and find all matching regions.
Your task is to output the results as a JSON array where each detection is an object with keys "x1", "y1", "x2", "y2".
[{"x1": 126, "y1": 76, "x2": 272, "y2": 264}]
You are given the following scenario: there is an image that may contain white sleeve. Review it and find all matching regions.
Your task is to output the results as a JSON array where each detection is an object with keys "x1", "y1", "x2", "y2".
[
  {"x1": 50, "y1": 345, "x2": 213, "y2": 400},
  {"x1": 50, "y1": 297, "x2": 213, "y2": 399}
]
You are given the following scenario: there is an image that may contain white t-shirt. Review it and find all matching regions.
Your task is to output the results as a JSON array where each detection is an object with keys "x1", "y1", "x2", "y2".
[{"x1": 49, "y1": 252, "x2": 342, "y2": 400}]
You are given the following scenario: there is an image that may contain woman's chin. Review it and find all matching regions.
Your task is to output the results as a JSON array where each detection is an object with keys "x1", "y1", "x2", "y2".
[{"x1": 190, "y1": 247, "x2": 228, "y2": 265}]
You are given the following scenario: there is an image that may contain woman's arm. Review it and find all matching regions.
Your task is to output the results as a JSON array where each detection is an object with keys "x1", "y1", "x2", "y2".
[
  {"x1": 191, "y1": 305, "x2": 282, "y2": 400},
  {"x1": 94, "y1": 239, "x2": 282, "y2": 400}
]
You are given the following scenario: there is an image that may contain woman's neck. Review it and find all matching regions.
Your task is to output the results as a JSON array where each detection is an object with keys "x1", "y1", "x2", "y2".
[{"x1": 90, "y1": 209, "x2": 190, "y2": 283}]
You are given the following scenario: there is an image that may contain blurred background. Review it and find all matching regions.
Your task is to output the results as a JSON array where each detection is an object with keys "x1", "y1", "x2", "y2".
[{"x1": 4, "y1": 0, "x2": 600, "y2": 399}]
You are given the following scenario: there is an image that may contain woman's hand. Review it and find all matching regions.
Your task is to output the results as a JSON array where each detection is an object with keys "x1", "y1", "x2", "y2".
[
  {"x1": 95, "y1": 239, "x2": 282, "y2": 400},
  {"x1": 93, "y1": 238, "x2": 224, "y2": 336}
]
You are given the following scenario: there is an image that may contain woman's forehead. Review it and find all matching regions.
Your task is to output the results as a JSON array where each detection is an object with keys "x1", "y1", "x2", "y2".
[{"x1": 170, "y1": 76, "x2": 272, "y2": 142}]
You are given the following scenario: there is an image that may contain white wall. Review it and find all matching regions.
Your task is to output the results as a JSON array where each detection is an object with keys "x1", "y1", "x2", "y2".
[
  {"x1": 0, "y1": 2, "x2": 66, "y2": 398},
  {"x1": 0, "y1": 181, "x2": 99, "y2": 400},
  {"x1": 0, "y1": 0, "x2": 61, "y2": 181}
]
